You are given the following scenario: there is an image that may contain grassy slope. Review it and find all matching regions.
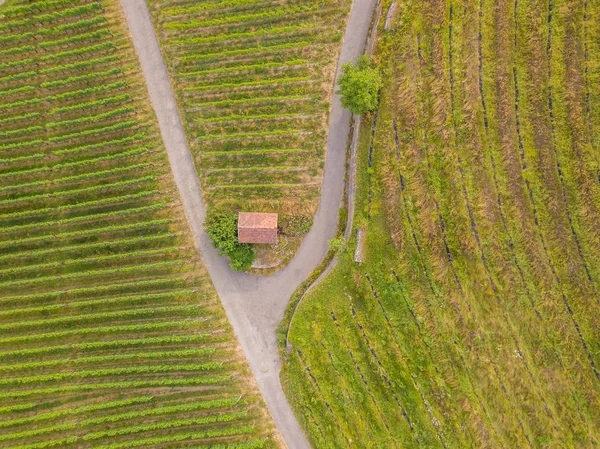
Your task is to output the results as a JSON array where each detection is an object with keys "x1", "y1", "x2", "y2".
[
  {"x1": 282, "y1": 0, "x2": 600, "y2": 447},
  {"x1": 0, "y1": 0, "x2": 280, "y2": 447}
]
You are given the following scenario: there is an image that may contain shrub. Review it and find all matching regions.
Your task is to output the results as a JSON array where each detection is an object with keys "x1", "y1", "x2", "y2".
[
  {"x1": 337, "y1": 55, "x2": 381, "y2": 115},
  {"x1": 328, "y1": 236, "x2": 348, "y2": 254},
  {"x1": 205, "y1": 212, "x2": 255, "y2": 271}
]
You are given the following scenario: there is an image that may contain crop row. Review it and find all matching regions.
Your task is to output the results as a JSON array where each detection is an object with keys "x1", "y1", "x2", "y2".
[
  {"x1": 0, "y1": 403, "x2": 37, "y2": 415},
  {"x1": 0, "y1": 85, "x2": 35, "y2": 97},
  {"x1": 39, "y1": 41, "x2": 115, "y2": 62},
  {"x1": 0, "y1": 58, "x2": 33, "y2": 71},
  {"x1": 181, "y1": 42, "x2": 311, "y2": 63},
  {"x1": 0, "y1": 319, "x2": 202, "y2": 346},
  {"x1": 0, "y1": 125, "x2": 43, "y2": 140},
  {"x1": 40, "y1": 15, "x2": 108, "y2": 35},
  {"x1": 0, "y1": 70, "x2": 37, "y2": 85},
  {"x1": 51, "y1": 93, "x2": 132, "y2": 114},
  {"x1": 46, "y1": 81, "x2": 128, "y2": 103},
  {"x1": 0, "y1": 3, "x2": 103, "y2": 32},
  {"x1": 0, "y1": 44, "x2": 35, "y2": 57},
  {"x1": 51, "y1": 132, "x2": 145, "y2": 156},
  {"x1": 40, "y1": 68, "x2": 122, "y2": 89},
  {"x1": 2, "y1": 0, "x2": 98, "y2": 18},
  {"x1": 46, "y1": 106, "x2": 133, "y2": 129},
  {"x1": 52, "y1": 146, "x2": 147, "y2": 169},
  {"x1": 0, "y1": 218, "x2": 169, "y2": 249},
  {"x1": 1, "y1": 410, "x2": 248, "y2": 445},
  {"x1": 0, "y1": 175, "x2": 154, "y2": 207},
  {"x1": 48, "y1": 119, "x2": 138, "y2": 143},
  {"x1": 4, "y1": 426, "x2": 257, "y2": 449},
  {"x1": 182, "y1": 60, "x2": 306, "y2": 79},
  {"x1": 185, "y1": 76, "x2": 310, "y2": 93},
  {"x1": 39, "y1": 28, "x2": 112, "y2": 49},
  {"x1": 174, "y1": 25, "x2": 310, "y2": 46},
  {"x1": 0, "y1": 138, "x2": 43, "y2": 151},
  {"x1": 0, "y1": 376, "x2": 228, "y2": 400},
  {"x1": 0, "y1": 275, "x2": 188, "y2": 305},
  {"x1": 0, "y1": 247, "x2": 178, "y2": 277},
  {"x1": 0, "y1": 153, "x2": 44, "y2": 165},
  {"x1": 0, "y1": 333, "x2": 210, "y2": 359},
  {"x1": 86, "y1": 425, "x2": 255, "y2": 449},
  {"x1": 0, "y1": 233, "x2": 173, "y2": 263},
  {"x1": 0, "y1": 260, "x2": 183, "y2": 289},
  {"x1": 39, "y1": 54, "x2": 120, "y2": 76},
  {"x1": 0, "y1": 112, "x2": 40, "y2": 126},
  {"x1": 0, "y1": 190, "x2": 159, "y2": 221},
  {"x1": 0, "y1": 289, "x2": 196, "y2": 320},
  {"x1": 0, "y1": 202, "x2": 164, "y2": 234},
  {"x1": 0, "y1": 395, "x2": 154, "y2": 429},
  {"x1": 165, "y1": 5, "x2": 318, "y2": 30},
  {"x1": 161, "y1": 0, "x2": 266, "y2": 16},
  {"x1": 0, "y1": 161, "x2": 149, "y2": 190},
  {"x1": 84, "y1": 411, "x2": 247, "y2": 441},
  {"x1": 0, "y1": 304, "x2": 202, "y2": 332},
  {"x1": 0, "y1": 81, "x2": 127, "y2": 113},
  {"x1": 80, "y1": 397, "x2": 241, "y2": 426},
  {"x1": 0, "y1": 348, "x2": 217, "y2": 374}
]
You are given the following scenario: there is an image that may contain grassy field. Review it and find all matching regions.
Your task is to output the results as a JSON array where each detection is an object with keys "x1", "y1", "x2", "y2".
[
  {"x1": 147, "y1": 0, "x2": 351, "y2": 219},
  {"x1": 282, "y1": 0, "x2": 600, "y2": 447},
  {"x1": 0, "y1": 0, "x2": 280, "y2": 447}
]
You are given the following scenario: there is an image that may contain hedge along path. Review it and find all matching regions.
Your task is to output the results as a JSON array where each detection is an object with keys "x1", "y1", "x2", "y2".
[
  {"x1": 147, "y1": 0, "x2": 353, "y2": 217},
  {"x1": 0, "y1": 0, "x2": 281, "y2": 448}
]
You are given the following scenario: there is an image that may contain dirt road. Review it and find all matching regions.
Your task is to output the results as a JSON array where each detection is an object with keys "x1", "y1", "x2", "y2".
[{"x1": 121, "y1": 0, "x2": 378, "y2": 446}]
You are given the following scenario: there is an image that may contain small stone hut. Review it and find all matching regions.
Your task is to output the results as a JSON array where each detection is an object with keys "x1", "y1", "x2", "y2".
[{"x1": 238, "y1": 212, "x2": 278, "y2": 244}]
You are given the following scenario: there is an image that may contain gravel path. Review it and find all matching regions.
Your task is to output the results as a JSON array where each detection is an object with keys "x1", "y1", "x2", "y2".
[{"x1": 121, "y1": 0, "x2": 377, "y2": 447}]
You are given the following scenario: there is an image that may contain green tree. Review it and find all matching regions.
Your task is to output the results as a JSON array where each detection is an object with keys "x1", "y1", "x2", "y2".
[
  {"x1": 337, "y1": 55, "x2": 381, "y2": 115},
  {"x1": 329, "y1": 236, "x2": 348, "y2": 255},
  {"x1": 205, "y1": 212, "x2": 255, "y2": 271}
]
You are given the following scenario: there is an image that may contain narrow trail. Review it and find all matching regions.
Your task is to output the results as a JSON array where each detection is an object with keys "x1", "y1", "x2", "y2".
[{"x1": 120, "y1": 0, "x2": 378, "y2": 447}]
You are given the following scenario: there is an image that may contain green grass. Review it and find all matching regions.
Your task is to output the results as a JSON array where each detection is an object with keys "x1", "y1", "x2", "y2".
[
  {"x1": 282, "y1": 0, "x2": 600, "y2": 447},
  {"x1": 0, "y1": 0, "x2": 279, "y2": 447}
]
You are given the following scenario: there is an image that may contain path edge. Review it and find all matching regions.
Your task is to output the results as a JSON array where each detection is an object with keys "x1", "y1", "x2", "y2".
[{"x1": 283, "y1": 0, "x2": 382, "y2": 354}]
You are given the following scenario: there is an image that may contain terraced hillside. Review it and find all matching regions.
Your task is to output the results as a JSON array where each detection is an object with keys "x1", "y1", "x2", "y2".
[
  {"x1": 148, "y1": 0, "x2": 351, "y2": 217},
  {"x1": 283, "y1": 0, "x2": 600, "y2": 447},
  {"x1": 0, "y1": 1, "x2": 280, "y2": 447}
]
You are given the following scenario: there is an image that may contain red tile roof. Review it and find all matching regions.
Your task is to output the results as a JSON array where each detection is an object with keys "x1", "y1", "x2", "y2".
[{"x1": 238, "y1": 212, "x2": 278, "y2": 244}]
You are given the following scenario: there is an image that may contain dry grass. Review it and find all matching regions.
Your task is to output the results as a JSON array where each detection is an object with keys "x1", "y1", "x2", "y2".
[{"x1": 282, "y1": 0, "x2": 600, "y2": 446}]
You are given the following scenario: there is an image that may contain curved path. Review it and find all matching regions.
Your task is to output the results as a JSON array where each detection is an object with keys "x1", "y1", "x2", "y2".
[{"x1": 121, "y1": 1, "x2": 377, "y2": 447}]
